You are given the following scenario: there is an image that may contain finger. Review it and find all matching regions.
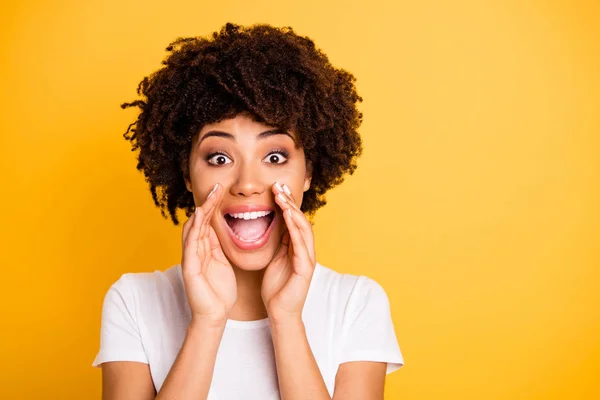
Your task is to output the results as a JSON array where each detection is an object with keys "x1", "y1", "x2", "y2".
[
  {"x1": 199, "y1": 184, "x2": 223, "y2": 237},
  {"x1": 274, "y1": 191, "x2": 309, "y2": 243},
  {"x1": 182, "y1": 209, "x2": 206, "y2": 276},
  {"x1": 274, "y1": 191, "x2": 315, "y2": 263},
  {"x1": 186, "y1": 207, "x2": 204, "y2": 246},
  {"x1": 208, "y1": 225, "x2": 228, "y2": 264},
  {"x1": 272, "y1": 182, "x2": 313, "y2": 248},
  {"x1": 277, "y1": 189, "x2": 307, "y2": 223},
  {"x1": 290, "y1": 206, "x2": 315, "y2": 262},
  {"x1": 182, "y1": 211, "x2": 195, "y2": 246},
  {"x1": 272, "y1": 182, "x2": 301, "y2": 211},
  {"x1": 282, "y1": 208, "x2": 312, "y2": 275},
  {"x1": 197, "y1": 183, "x2": 220, "y2": 219},
  {"x1": 287, "y1": 207, "x2": 315, "y2": 265},
  {"x1": 284, "y1": 210, "x2": 313, "y2": 277},
  {"x1": 183, "y1": 183, "x2": 219, "y2": 244},
  {"x1": 187, "y1": 184, "x2": 220, "y2": 252},
  {"x1": 281, "y1": 183, "x2": 296, "y2": 204},
  {"x1": 272, "y1": 230, "x2": 290, "y2": 262}
]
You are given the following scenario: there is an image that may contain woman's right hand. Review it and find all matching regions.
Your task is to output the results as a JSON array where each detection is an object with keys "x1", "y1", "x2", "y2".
[{"x1": 181, "y1": 183, "x2": 237, "y2": 327}]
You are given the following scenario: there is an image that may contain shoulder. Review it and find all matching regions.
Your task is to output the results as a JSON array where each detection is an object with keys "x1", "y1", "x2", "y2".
[
  {"x1": 93, "y1": 265, "x2": 186, "y2": 370},
  {"x1": 313, "y1": 262, "x2": 389, "y2": 300},
  {"x1": 101, "y1": 264, "x2": 187, "y2": 319},
  {"x1": 108, "y1": 264, "x2": 183, "y2": 296},
  {"x1": 310, "y1": 262, "x2": 391, "y2": 317}
]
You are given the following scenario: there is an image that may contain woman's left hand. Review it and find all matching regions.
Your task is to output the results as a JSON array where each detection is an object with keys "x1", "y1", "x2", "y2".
[{"x1": 261, "y1": 181, "x2": 316, "y2": 324}]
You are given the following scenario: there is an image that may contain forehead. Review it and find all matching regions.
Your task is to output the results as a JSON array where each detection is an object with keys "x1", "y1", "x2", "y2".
[
  {"x1": 197, "y1": 113, "x2": 298, "y2": 145},
  {"x1": 201, "y1": 113, "x2": 269, "y2": 133}
]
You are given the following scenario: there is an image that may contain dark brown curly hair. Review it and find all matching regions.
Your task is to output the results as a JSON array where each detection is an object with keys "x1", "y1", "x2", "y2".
[{"x1": 121, "y1": 22, "x2": 363, "y2": 225}]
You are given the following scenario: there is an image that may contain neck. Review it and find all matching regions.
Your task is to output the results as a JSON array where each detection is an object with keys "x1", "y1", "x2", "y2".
[{"x1": 228, "y1": 264, "x2": 269, "y2": 321}]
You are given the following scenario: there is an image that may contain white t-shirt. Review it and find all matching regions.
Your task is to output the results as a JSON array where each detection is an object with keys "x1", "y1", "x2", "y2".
[{"x1": 92, "y1": 262, "x2": 404, "y2": 399}]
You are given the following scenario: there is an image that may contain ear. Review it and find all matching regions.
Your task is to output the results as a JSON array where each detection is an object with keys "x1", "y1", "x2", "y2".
[
  {"x1": 303, "y1": 172, "x2": 312, "y2": 192},
  {"x1": 303, "y1": 160, "x2": 313, "y2": 192},
  {"x1": 184, "y1": 176, "x2": 192, "y2": 192}
]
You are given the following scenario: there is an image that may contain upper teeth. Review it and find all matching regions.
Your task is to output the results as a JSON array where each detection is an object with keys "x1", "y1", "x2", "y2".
[{"x1": 228, "y1": 211, "x2": 273, "y2": 220}]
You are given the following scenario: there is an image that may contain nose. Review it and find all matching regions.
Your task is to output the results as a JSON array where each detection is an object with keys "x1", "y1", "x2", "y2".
[{"x1": 229, "y1": 161, "x2": 266, "y2": 197}]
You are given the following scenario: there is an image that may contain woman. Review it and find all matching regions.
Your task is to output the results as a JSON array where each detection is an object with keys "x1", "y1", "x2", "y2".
[{"x1": 92, "y1": 22, "x2": 404, "y2": 400}]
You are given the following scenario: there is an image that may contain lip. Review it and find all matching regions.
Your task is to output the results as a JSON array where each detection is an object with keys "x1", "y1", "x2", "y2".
[{"x1": 221, "y1": 204, "x2": 278, "y2": 251}]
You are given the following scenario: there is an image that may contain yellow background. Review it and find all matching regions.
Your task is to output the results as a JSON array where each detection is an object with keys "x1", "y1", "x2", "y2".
[{"x1": 1, "y1": 0, "x2": 598, "y2": 398}]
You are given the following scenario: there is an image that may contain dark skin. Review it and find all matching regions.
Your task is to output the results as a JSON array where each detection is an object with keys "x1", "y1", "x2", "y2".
[
  {"x1": 103, "y1": 88, "x2": 387, "y2": 400},
  {"x1": 121, "y1": 23, "x2": 363, "y2": 227},
  {"x1": 183, "y1": 112, "x2": 312, "y2": 323},
  {"x1": 105, "y1": 23, "x2": 388, "y2": 400}
]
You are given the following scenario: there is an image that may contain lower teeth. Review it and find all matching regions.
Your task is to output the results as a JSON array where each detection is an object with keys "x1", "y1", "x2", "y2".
[
  {"x1": 234, "y1": 232, "x2": 264, "y2": 243},
  {"x1": 236, "y1": 235, "x2": 260, "y2": 243}
]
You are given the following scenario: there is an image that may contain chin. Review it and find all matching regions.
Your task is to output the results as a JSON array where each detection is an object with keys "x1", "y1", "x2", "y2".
[
  {"x1": 225, "y1": 251, "x2": 276, "y2": 271},
  {"x1": 214, "y1": 209, "x2": 284, "y2": 271}
]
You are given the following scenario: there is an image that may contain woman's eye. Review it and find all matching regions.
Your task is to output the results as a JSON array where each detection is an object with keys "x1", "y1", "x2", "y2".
[
  {"x1": 264, "y1": 151, "x2": 289, "y2": 164},
  {"x1": 207, "y1": 153, "x2": 232, "y2": 166}
]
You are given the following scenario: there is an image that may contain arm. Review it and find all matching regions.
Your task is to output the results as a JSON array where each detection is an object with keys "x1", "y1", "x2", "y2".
[
  {"x1": 101, "y1": 319, "x2": 225, "y2": 400},
  {"x1": 265, "y1": 186, "x2": 388, "y2": 399},
  {"x1": 270, "y1": 318, "x2": 387, "y2": 400},
  {"x1": 99, "y1": 185, "x2": 234, "y2": 400},
  {"x1": 332, "y1": 361, "x2": 387, "y2": 400},
  {"x1": 155, "y1": 319, "x2": 226, "y2": 400},
  {"x1": 154, "y1": 183, "x2": 233, "y2": 399},
  {"x1": 270, "y1": 318, "x2": 331, "y2": 400},
  {"x1": 101, "y1": 361, "x2": 155, "y2": 400}
]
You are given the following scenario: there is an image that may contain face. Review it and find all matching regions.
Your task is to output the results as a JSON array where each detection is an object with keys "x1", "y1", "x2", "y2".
[{"x1": 185, "y1": 112, "x2": 312, "y2": 271}]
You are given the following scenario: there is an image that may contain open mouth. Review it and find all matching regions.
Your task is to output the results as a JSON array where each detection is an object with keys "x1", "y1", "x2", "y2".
[{"x1": 224, "y1": 210, "x2": 276, "y2": 244}]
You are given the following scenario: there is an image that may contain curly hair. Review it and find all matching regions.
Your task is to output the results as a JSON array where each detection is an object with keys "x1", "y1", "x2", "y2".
[{"x1": 121, "y1": 22, "x2": 363, "y2": 225}]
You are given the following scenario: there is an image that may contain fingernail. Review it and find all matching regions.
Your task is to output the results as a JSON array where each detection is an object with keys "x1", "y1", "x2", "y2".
[
  {"x1": 195, "y1": 206, "x2": 199, "y2": 214},
  {"x1": 207, "y1": 183, "x2": 219, "y2": 199},
  {"x1": 277, "y1": 193, "x2": 287, "y2": 203},
  {"x1": 287, "y1": 208, "x2": 292, "y2": 217},
  {"x1": 274, "y1": 181, "x2": 283, "y2": 192},
  {"x1": 282, "y1": 184, "x2": 291, "y2": 196}
]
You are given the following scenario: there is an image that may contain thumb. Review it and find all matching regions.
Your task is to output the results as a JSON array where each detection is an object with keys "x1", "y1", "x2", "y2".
[
  {"x1": 208, "y1": 226, "x2": 228, "y2": 264},
  {"x1": 272, "y1": 231, "x2": 290, "y2": 262}
]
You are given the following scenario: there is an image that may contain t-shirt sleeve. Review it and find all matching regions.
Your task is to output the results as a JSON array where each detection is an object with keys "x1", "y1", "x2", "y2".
[
  {"x1": 92, "y1": 274, "x2": 149, "y2": 368},
  {"x1": 338, "y1": 276, "x2": 404, "y2": 374}
]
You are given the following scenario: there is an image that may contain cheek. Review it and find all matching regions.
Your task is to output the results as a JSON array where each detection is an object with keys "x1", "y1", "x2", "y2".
[
  {"x1": 193, "y1": 164, "x2": 238, "y2": 189},
  {"x1": 189, "y1": 166, "x2": 224, "y2": 201},
  {"x1": 277, "y1": 162, "x2": 307, "y2": 187},
  {"x1": 273, "y1": 178, "x2": 303, "y2": 205},
  {"x1": 194, "y1": 183, "x2": 215, "y2": 205}
]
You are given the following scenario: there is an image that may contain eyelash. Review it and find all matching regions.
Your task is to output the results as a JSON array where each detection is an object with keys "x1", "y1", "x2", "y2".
[{"x1": 205, "y1": 149, "x2": 290, "y2": 166}]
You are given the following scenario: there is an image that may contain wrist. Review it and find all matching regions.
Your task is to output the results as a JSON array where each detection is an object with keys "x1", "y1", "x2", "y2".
[
  {"x1": 189, "y1": 316, "x2": 227, "y2": 333},
  {"x1": 268, "y1": 314, "x2": 304, "y2": 330}
]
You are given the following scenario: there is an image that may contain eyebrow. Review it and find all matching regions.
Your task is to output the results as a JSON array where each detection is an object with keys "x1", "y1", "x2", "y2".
[{"x1": 198, "y1": 128, "x2": 296, "y2": 146}]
